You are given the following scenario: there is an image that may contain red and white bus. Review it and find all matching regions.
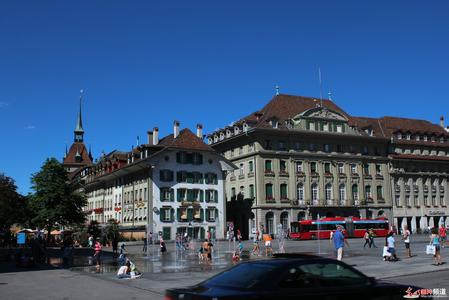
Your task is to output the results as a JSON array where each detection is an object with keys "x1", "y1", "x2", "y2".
[{"x1": 290, "y1": 217, "x2": 389, "y2": 240}]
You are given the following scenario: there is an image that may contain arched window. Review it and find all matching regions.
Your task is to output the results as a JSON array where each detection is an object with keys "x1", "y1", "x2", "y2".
[
  {"x1": 297, "y1": 211, "x2": 306, "y2": 221},
  {"x1": 339, "y1": 184, "x2": 346, "y2": 205},
  {"x1": 365, "y1": 185, "x2": 372, "y2": 201},
  {"x1": 297, "y1": 182, "x2": 304, "y2": 204},
  {"x1": 311, "y1": 183, "x2": 319, "y2": 205},
  {"x1": 280, "y1": 212, "x2": 289, "y2": 231},
  {"x1": 352, "y1": 184, "x2": 359, "y2": 203},
  {"x1": 265, "y1": 212, "x2": 274, "y2": 234},
  {"x1": 325, "y1": 183, "x2": 333, "y2": 205}
]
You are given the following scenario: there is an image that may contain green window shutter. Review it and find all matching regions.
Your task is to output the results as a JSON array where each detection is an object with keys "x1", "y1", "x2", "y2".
[
  {"x1": 177, "y1": 189, "x2": 182, "y2": 202},
  {"x1": 214, "y1": 190, "x2": 218, "y2": 203},
  {"x1": 159, "y1": 209, "x2": 164, "y2": 222},
  {"x1": 199, "y1": 173, "x2": 203, "y2": 184},
  {"x1": 177, "y1": 208, "x2": 181, "y2": 222},
  {"x1": 205, "y1": 190, "x2": 210, "y2": 203},
  {"x1": 187, "y1": 190, "x2": 192, "y2": 201},
  {"x1": 200, "y1": 190, "x2": 204, "y2": 202},
  {"x1": 213, "y1": 174, "x2": 218, "y2": 184},
  {"x1": 215, "y1": 208, "x2": 219, "y2": 221},
  {"x1": 176, "y1": 152, "x2": 181, "y2": 163},
  {"x1": 169, "y1": 171, "x2": 174, "y2": 181},
  {"x1": 200, "y1": 208, "x2": 204, "y2": 221},
  {"x1": 170, "y1": 208, "x2": 175, "y2": 222},
  {"x1": 160, "y1": 189, "x2": 164, "y2": 201},
  {"x1": 170, "y1": 189, "x2": 174, "y2": 201},
  {"x1": 198, "y1": 154, "x2": 203, "y2": 165},
  {"x1": 187, "y1": 208, "x2": 193, "y2": 221}
]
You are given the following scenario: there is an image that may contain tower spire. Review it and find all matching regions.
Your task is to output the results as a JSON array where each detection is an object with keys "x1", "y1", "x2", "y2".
[{"x1": 74, "y1": 89, "x2": 85, "y2": 142}]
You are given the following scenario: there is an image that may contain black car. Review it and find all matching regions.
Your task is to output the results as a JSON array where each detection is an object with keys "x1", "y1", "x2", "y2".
[{"x1": 165, "y1": 254, "x2": 424, "y2": 300}]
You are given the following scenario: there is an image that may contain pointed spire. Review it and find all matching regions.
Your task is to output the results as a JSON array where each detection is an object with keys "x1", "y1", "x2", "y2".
[
  {"x1": 275, "y1": 84, "x2": 280, "y2": 96},
  {"x1": 74, "y1": 90, "x2": 85, "y2": 142},
  {"x1": 88, "y1": 144, "x2": 93, "y2": 160}
]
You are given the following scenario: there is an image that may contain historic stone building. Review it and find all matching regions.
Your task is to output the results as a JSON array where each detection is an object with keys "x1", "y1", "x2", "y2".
[
  {"x1": 386, "y1": 116, "x2": 449, "y2": 232},
  {"x1": 80, "y1": 122, "x2": 235, "y2": 240},
  {"x1": 208, "y1": 94, "x2": 393, "y2": 237}
]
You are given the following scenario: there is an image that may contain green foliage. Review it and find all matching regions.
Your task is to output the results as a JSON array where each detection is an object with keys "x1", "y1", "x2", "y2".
[
  {"x1": 87, "y1": 220, "x2": 101, "y2": 239},
  {"x1": 29, "y1": 158, "x2": 86, "y2": 232},
  {"x1": 105, "y1": 218, "x2": 120, "y2": 242},
  {"x1": 0, "y1": 173, "x2": 27, "y2": 232}
]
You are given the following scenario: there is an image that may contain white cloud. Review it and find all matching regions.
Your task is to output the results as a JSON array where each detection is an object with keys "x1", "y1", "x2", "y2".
[{"x1": 24, "y1": 125, "x2": 36, "y2": 130}]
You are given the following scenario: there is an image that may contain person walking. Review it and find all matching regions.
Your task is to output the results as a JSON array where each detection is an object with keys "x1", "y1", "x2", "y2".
[
  {"x1": 403, "y1": 225, "x2": 411, "y2": 258},
  {"x1": 368, "y1": 229, "x2": 377, "y2": 248},
  {"x1": 142, "y1": 237, "x2": 147, "y2": 253},
  {"x1": 363, "y1": 229, "x2": 371, "y2": 248},
  {"x1": 386, "y1": 232, "x2": 398, "y2": 261},
  {"x1": 94, "y1": 238, "x2": 102, "y2": 266},
  {"x1": 160, "y1": 238, "x2": 167, "y2": 254},
  {"x1": 332, "y1": 226, "x2": 349, "y2": 261},
  {"x1": 430, "y1": 228, "x2": 442, "y2": 265},
  {"x1": 439, "y1": 224, "x2": 447, "y2": 248}
]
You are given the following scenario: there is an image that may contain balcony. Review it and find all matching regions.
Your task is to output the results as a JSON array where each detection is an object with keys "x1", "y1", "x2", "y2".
[
  {"x1": 280, "y1": 197, "x2": 290, "y2": 203},
  {"x1": 230, "y1": 175, "x2": 236, "y2": 181},
  {"x1": 351, "y1": 173, "x2": 359, "y2": 178},
  {"x1": 265, "y1": 196, "x2": 275, "y2": 203},
  {"x1": 238, "y1": 174, "x2": 245, "y2": 180},
  {"x1": 279, "y1": 171, "x2": 289, "y2": 177},
  {"x1": 296, "y1": 171, "x2": 305, "y2": 177},
  {"x1": 312, "y1": 200, "x2": 319, "y2": 206},
  {"x1": 325, "y1": 200, "x2": 334, "y2": 206},
  {"x1": 338, "y1": 173, "x2": 346, "y2": 178},
  {"x1": 247, "y1": 172, "x2": 255, "y2": 178},
  {"x1": 375, "y1": 174, "x2": 384, "y2": 179},
  {"x1": 311, "y1": 172, "x2": 319, "y2": 177},
  {"x1": 377, "y1": 197, "x2": 385, "y2": 203},
  {"x1": 363, "y1": 174, "x2": 372, "y2": 179},
  {"x1": 324, "y1": 172, "x2": 333, "y2": 178},
  {"x1": 264, "y1": 170, "x2": 275, "y2": 177},
  {"x1": 297, "y1": 200, "x2": 306, "y2": 206}
]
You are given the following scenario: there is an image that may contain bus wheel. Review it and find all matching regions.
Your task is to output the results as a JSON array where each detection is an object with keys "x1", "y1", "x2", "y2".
[{"x1": 311, "y1": 234, "x2": 316, "y2": 240}]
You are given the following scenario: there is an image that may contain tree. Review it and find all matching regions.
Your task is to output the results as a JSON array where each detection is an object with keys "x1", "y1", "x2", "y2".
[
  {"x1": 29, "y1": 158, "x2": 86, "y2": 243},
  {"x1": 0, "y1": 173, "x2": 27, "y2": 233},
  {"x1": 87, "y1": 220, "x2": 101, "y2": 239},
  {"x1": 105, "y1": 219, "x2": 120, "y2": 242}
]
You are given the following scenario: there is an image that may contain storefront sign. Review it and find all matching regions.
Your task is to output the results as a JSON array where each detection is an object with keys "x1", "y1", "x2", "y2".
[{"x1": 429, "y1": 210, "x2": 445, "y2": 216}]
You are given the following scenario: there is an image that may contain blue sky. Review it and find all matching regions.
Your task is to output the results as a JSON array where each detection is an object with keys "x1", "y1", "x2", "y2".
[{"x1": 1, "y1": 1, "x2": 448, "y2": 194}]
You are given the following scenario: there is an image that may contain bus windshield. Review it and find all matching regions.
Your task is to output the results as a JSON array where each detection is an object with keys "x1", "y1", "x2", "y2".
[{"x1": 290, "y1": 222, "x2": 299, "y2": 233}]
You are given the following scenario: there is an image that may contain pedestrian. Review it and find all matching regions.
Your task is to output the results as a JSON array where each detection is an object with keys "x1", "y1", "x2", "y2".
[
  {"x1": 206, "y1": 230, "x2": 211, "y2": 242},
  {"x1": 94, "y1": 238, "x2": 102, "y2": 266},
  {"x1": 88, "y1": 235, "x2": 94, "y2": 248},
  {"x1": 332, "y1": 225, "x2": 349, "y2": 261},
  {"x1": 142, "y1": 237, "x2": 147, "y2": 253},
  {"x1": 368, "y1": 229, "x2": 377, "y2": 248},
  {"x1": 385, "y1": 232, "x2": 398, "y2": 261},
  {"x1": 252, "y1": 239, "x2": 260, "y2": 256},
  {"x1": 255, "y1": 229, "x2": 260, "y2": 241},
  {"x1": 120, "y1": 242, "x2": 126, "y2": 255},
  {"x1": 148, "y1": 232, "x2": 153, "y2": 245},
  {"x1": 112, "y1": 239, "x2": 118, "y2": 256},
  {"x1": 363, "y1": 229, "x2": 371, "y2": 248},
  {"x1": 439, "y1": 224, "x2": 447, "y2": 248},
  {"x1": 430, "y1": 228, "x2": 442, "y2": 265},
  {"x1": 160, "y1": 238, "x2": 167, "y2": 254},
  {"x1": 403, "y1": 225, "x2": 411, "y2": 258},
  {"x1": 237, "y1": 229, "x2": 242, "y2": 242}
]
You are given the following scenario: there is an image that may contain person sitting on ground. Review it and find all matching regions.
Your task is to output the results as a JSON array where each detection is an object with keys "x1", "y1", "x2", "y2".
[{"x1": 117, "y1": 260, "x2": 131, "y2": 279}]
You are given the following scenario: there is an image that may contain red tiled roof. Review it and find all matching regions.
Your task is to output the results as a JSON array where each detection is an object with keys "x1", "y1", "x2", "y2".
[
  {"x1": 159, "y1": 128, "x2": 214, "y2": 152},
  {"x1": 63, "y1": 142, "x2": 93, "y2": 166},
  {"x1": 238, "y1": 94, "x2": 349, "y2": 129},
  {"x1": 348, "y1": 116, "x2": 386, "y2": 138},
  {"x1": 379, "y1": 116, "x2": 448, "y2": 137}
]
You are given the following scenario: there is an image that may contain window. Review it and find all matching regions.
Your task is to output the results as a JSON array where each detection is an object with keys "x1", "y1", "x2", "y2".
[
  {"x1": 278, "y1": 141, "x2": 287, "y2": 151},
  {"x1": 395, "y1": 194, "x2": 400, "y2": 207},
  {"x1": 249, "y1": 184, "x2": 255, "y2": 199},
  {"x1": 296, "y1": 161, "x2": 303, "y2": 173},
  {"x1": 280, "y1": 184, "x2": 288, "y2": 200},
  {"x1": 336, "y1": 144, "x2": 343, "y2": 152},
  {"x1": 310, "y1": 162, "x2": 317, "y2": 173},
  {"x1": 265, "y1": 140, "x2": 272, "y2": 150},
  {"x1": 376, "y1": 186, "x2": 383, "y2": 200},
  {"x1": 239, "y1": 147, "x2": 243, "y2": 155},
  {"x1": 311, "y1": 183, "x2": 318, "y2": 204},
  {"x1": 338, "y1": 163, "x2": 344, "y2": 174},
  {"x1": 309, "y1": 121, "x2": 315, "y2": 131},
  {"x1": 205, "y1": 173, "x2": 218, "y2": 184},
  {"x1": 309, "y1": 143, "x2": 316, "y2": 151},
  {"x1": 324, "y1": 162, "x2": 331, "y2": 174},
  {"x1": 266, "y1": 184, "x2": 274, "y2": 201},
  {"x1": 249, "y1": 143, "x2": 255, "y2": 152},
  {"x1": 280, "y1": 160, "x2": 287, "y2": 173},
  {"x1": 231, "y1": 187, "x2": 236, "y2": 197},
  {"x1": 363, "y1": 146, "x2": 369, "y2": 155},
  {"x1": 323, "y1": 122, "x2": 329, "y2": 131},
  {"x1": 336, "y1": 124, "x2": 343, "y2": 133},
  {"x1": 239, "y1": 164, "x2": 244, "y2": 176},
  {"x1": 278, "y1": 262, "x2": 368, "y2": 289},
  {"x1": 324, "y1": 144, "x2": 331, "y2": 152},
  {"x1": 206, "y1": 208, "x2": 216, "y2": 222},
  {"x1": 248, "y1": 161, "x2": 254, "y2": 172},
  {"x1": 406, "y1": 195, "x2": 411, "y2": 207},
  {"x1": 365, "y1": 185, "x2": 372, "y2": 200},
  {"x1": 160, "y1": 169, "x2": 174, "y2": 182},
  {"x1": 350, "y1": 164, "x2": 357, "y2": 174},
  {"x1": 339, "y1": 184, "x2": 346, "y2": 204},
  {"x1": 265, "y1": 160, "x2": 273, "y2": 172},
  {"x1": 352, "y1": 184, "x2": 359, "y2": 201},
  {"x1": 363, "y1": 164, "x2": 370, "y2": 175},
  {"x1": 414, "y1": 194, "x2": 419, "y2": 206},
  {"x1": 325, "y1": 183, "x2": 332, "y2": 203},
  {"x1": 160, "y1": 207, "x2": 173, "y2": 222},
  {"x1": 160, "y1": 188, "x2": 173, "y2": 202},
  {"x1": 297, "y1": 183, "x2": 304, "y2": 202},
  {"x1": 206, "y1": 190, "x2": 218, "y2": 203},
  {"x1": 375, "y1": 164, "x2": 381, "y2": 175}
]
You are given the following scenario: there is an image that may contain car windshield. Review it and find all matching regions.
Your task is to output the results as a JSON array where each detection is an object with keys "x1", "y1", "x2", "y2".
[{"x1": 205, "y1": 262, "x2": 278, "y2": 289}]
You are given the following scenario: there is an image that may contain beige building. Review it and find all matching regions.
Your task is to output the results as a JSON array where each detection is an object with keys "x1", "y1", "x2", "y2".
[{"x1": 208, "y1": 94, "x2": 393, "y2": 238}]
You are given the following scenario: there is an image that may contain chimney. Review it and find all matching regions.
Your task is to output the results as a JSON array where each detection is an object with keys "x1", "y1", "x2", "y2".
[
  {"x1": 196, "y1": 124, "x2": 203, "y2": 139},
  {"x1": 173, "y1": 120, "x2": 180, "y2": 138},
  {"x1": 440, "y1": 116, "x2": 445, "y2": 128},
  {"x1": 153, "y1": 127, "x2": 159, "y2": 145},
  {"x1": 147, "y1": 130, "x2": 153, "y2": 145}
]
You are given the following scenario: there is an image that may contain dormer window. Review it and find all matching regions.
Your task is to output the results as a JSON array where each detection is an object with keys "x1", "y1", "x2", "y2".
[
  {"x1": 285, "y1": 119, "x2": 293, "y2": 129},
  {"x1": 406, "y1": 134, "x2": 411, "y2": 140},
  {"x1": 336, "y1": 124, "x2": 343, "y2": 133},
  {"x1": 424, "y1": 135, "x2": 428, "y2": 141},
  {"x1": 397, "y1": 133, "x2": 402, "y2": 140},
  {"x1": 323, "y1": 122, "x2": 329, "y2": 131},
  {"x1": 226, "y1": 129, "x2": 232, "y2": 137},
  {"x1": 234, "y1": 126, "x2": 240, "y2": 135},
  {"x1": 270, "y1": 119, "x2": 279, "y2": 128},
  {"x1": 243, "y1": 122, "x2": 249, "y2": 132},
  {"x1": 415, "y1": 135, "x2": 420, "y2": 141},
  {"x1": 219, "y1": 132, "x2": 225, "y2": 141}
]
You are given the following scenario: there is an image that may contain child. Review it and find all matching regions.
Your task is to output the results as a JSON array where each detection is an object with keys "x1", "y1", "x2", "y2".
[{"x1": 160, "y1": 239, "x2": 167, "y2": 254}]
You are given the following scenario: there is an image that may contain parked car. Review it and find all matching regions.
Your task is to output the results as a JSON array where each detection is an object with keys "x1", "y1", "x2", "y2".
[{"x1": 165, "y1": 253, "x2": 424, "y2": 300}]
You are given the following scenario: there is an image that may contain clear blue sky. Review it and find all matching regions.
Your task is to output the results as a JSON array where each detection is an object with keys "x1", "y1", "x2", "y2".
[{"x1": 1, "y1": 1, "x2": 448, "y2": 194}]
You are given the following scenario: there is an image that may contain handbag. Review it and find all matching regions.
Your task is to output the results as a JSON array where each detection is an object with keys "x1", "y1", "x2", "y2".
[
  {"x1": 382, "y1": 246, "x2": 391, "y2": 257},
  {"x1": 426, "y1": 244, "x2": 436, "y2": 255}
]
